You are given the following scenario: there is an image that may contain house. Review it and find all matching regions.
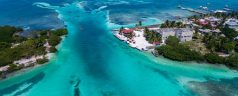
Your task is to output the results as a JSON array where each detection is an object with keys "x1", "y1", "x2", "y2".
[
  {"x1": 206, "y1": 17, "x2": 221, "y2": 28},
  {"x1": 198, "y1": 19, "x2": 209, "y2": 26},
  {"x1": 121, "y1": 28, "x2": 134, "y2": 34},
  {"x1": 175, "y1": 28, "x2": 193, "y2": 42},
  {"x1": 206, "y1": 16, "x2": 220, "y2": 22},
  {"x1": 156, "y1": 28, "x2": 193, "y2": 43},
  {"x1": 156, "y1": 28, "x2": 175, "y2": 42},
  {"x1": 224, "y1": 18, "x2": 238, "y2": 30},
  {"x1": 120, "y1": 28, "x2": 135, "y2": 38},
  {"x1": 198, "y1": 29, "x2": 221, "y2": 34}
]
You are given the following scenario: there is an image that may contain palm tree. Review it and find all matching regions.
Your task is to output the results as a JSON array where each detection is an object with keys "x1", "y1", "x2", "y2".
[{"x1": 119, "y1": 27, "x2": 124, "y2": 35}]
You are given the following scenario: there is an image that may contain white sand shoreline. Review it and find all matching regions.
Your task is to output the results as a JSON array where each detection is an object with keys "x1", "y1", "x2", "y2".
[{"x1": 113, "y1": 28, "x2": 154, "y2": 51}]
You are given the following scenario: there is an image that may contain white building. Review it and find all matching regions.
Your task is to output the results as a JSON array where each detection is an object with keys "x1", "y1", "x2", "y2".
[
  {"x1": 175, "y1": 28, "x2": 193, "y2": 42},
  {"x1": 156, "y1": 28, "x2": 193, "y2": 43},
  {"x1": 206, "y1": 16, "x2": 221, "y2": 22},
  {"x1": 157, "y1": 28, "x2": 175, "y2": 43},
  {"x1": 224, "y1": 18, "x2": 238, "y2": 30}
]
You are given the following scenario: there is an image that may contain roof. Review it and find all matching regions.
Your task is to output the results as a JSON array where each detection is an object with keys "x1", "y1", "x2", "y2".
[
  {"x1": 175, "y1": 28, "x2": 191, "y2": 32},
  {"x1": 122, "y1": 29, "x2": 134, "y2": 34},
  {"x1": 206, "y1": 17, "x2": 220, "y2": 22},
  {"x1": 156, "y1": 28, "x2": 175, "y2": 33},
  {"x1": 198, "y1": 19, "x2": 209, "y2": 25},
  {"x1": 153, "y1": 42, "x2": 161, "y2": 45},
  {"x1": 157, "y1": 28, "x2": 191, "y2": 32},
  {"x1": 225, "y1": 18, "x2": 238, "y2": 26}
]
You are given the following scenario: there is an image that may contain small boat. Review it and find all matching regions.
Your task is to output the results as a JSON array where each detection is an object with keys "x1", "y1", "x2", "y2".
[
  {"x1": 214, "y1": 10, "x2": 227, "y2": 13},
  {"x1": 224, "y1": 5, "x2": 231, "y2": 11},
  {"x1": 199, "y1": 6, "x2": 208, "y2": 10},
  {"x1": 224, "y1": 8, "x2": 231, "y2": 11}
]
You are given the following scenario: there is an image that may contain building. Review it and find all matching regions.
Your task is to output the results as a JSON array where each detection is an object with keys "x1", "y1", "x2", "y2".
[
  {"x1": 120, "y1": 28, "x2": 135, "y2": 38},
  {"x1": 224, "y1": 18, "x2": 238, "y2": 30},
  {"x1": 156, "y1": 28, "x2": 193, "y2": 43},
  {"x1": 198, "y1": 29, "x2": 221, "y2": 35},
  {"x1": 175, "y1": 28, "x2": 193, "y2": 42},
  {"x1": 206, "y1": 16, "x2": 220, "y2": 22},
  {"x1": 197, "y1": 17, "x2": 221, "y2": 28},
  {"x1": 206, "y1": 16, "x2": 221, "y2": 28},
  {"x1": 198, "y1": 19, "x2": 209, "y2": 26},
  {"x1": 157, "y1": 28, "x2": 175, "y2": 42}
]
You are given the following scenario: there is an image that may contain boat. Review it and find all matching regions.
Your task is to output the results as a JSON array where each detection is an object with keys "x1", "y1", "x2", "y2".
[
  {"x1": 214, "y1": 10, "x2": 227, "y2": 13},
  {"x1": 199, "y1": 6, "x2": 208, "y2": 10},
  {"x1": 224, "y1": 8, "x2": 231, "y2": 11},
  {"x1": 224, "y1": 5, "x2": 231, "y2": 11}
]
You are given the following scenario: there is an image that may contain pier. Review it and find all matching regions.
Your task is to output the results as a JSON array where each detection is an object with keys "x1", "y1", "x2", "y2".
[{"x1": 178, "y1": 6, "x2": 206, "y2": 14}]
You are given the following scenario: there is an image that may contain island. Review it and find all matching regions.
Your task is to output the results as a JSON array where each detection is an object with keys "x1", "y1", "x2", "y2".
[
  {"x1": 0, "y1": 26, "x2": 68, "y2": 79},
  {"x1": 114, "y1": 11, "x2": 238, "y2": 68}
]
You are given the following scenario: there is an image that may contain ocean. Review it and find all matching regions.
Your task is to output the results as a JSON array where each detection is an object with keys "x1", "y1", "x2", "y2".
[{"x1": 1, "y1": 0, "x2": 238, "y2": 96}]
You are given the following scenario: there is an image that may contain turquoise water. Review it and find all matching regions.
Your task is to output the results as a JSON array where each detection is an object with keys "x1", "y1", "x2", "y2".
[{"x1": 1, "y1": 1, "x2": 238, "y2": 96}]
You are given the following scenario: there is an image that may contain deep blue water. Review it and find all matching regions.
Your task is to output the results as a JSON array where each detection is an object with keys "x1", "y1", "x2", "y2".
[
  {"x1": 1, "y1": 0, "x2": 238, "y2": 29},
  {"x1": 1, "y1": 0, "x2": 238, "y2": 96}
]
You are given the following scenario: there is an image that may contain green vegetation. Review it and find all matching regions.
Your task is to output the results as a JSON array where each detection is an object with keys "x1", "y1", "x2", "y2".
[
  {"x1": 226, "y1": 54, "x2": 238, "y2": 67},
  {"x1": 152, "y1": 12, "x2": 238, "y2": 68},
  {"x1": 36, "y1": 58, "x2": 49, "y2": 64},
  {"x1": 160, "y1": 20, "x2": 186, "y2": 28},
  {"x1": 0, "y1": 38, "x2": 47, "y2": 66},
  {"x1": 165, "y1": 36, "x2": 179, "y2": 46},
  {"x1": 204, "y1": 53, "x2": 225, "y2": 64},
  {"x1": 49, "y1": 47, "x2": 57, "y2": 53},
  {"x1": 7, "y1": 64, "x2": 21, "y2": 72},
  {"x1": 156, "y1": 36, "x2": 204, "y2": 61},
  {"x1": 144, "y1": 27, "x2": 161, "y2": 44},
  {"x1": 0, "y1": 26, "x2": 23, "y2": 43},
  {"x1": 155, "y1": 34, "x2": 238, "y2": 67},
  {"x1": 0, "y1": 26, "x2": 67, "y2": 68},
  {"x1": 48, "y1": 34, "x2": 62, "y2": 46},
  {"x1": 203, "y1": 33, "x2": 236, "y2": 53},
  {"x1": 221, "y1": 26, "x2": 238, "y2": 40}
]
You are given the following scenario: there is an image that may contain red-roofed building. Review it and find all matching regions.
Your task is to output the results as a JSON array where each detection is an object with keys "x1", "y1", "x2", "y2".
[
  {"x1": 153, "y1": 42, "x2": 161, "y2": 45},
  {"x1": 198, "y1": 19, "x2": 209, "y2": 26},
  {"x1": 122, "y1": 29, "x2": 134, "y2": 34},
  {"x1": 119, "y1": 28, "x2": 135, "y2": 39}
]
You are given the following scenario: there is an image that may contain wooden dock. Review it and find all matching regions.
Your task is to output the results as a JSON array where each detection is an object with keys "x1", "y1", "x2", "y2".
[{"x1": 178, "y1": 6, "x2": 206, "y2": 14}]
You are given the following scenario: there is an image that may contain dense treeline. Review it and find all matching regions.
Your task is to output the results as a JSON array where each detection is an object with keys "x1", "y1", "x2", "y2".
[
  {"x1": 0, "y1": 38, "x2": 47, "y2": 66},
  {"x1": 203, "y1": 33, "x2": 236, "y2": 53},
  {"x1": 0, "y1": 26, "x2": 23, "y2": 43},
  {"x1": 0, "y1": 26, "x2": 68, "y2": 67},
  {"x1": 156, "y1": 36, "x2": 204, "y2": 61},
  {"x1": 144, "y1": 27, "x2": 161, "y2": 44},
  {"x1": 156, "y1": 36, "x2": 238, "y2": 68}
]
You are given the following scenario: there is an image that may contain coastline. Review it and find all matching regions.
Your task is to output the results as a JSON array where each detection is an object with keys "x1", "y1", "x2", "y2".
[
  {"x1": 1, "y1": 1, "x2": 238, "y2": 96},
  {"x1": 113, "y1": 21, "x2": 238, "y2": 69},
  {"x1": 0, "y1": 35, "x2": 66, "y2": 80}
]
